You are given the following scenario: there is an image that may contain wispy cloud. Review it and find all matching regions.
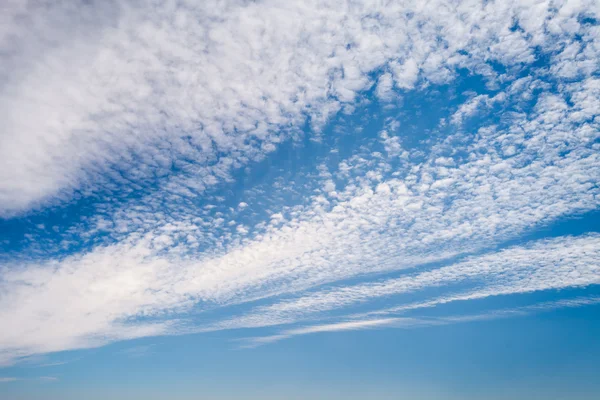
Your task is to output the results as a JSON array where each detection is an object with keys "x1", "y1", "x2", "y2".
[
  {"x1": 240, "y1": 296, "x2": 600, "y2": 347},
  {"x1": 0, "y1": 376, "x2": 59, "y2": 383},
  {"x1": 118, "y1": 344, "x2": 156, "y2": 358},
  {"x1": 34, "y1": 361, "x2": 71, "y2": 368},
  {"x1": 209, "y1": 234, "x2": 600, "y2": 330},
  {"x1": 37, "y1": 376, "x2": 59, "y2": 382},
  {"x1": 237, "y1": 318, "x2": 415, "y2": 348}
]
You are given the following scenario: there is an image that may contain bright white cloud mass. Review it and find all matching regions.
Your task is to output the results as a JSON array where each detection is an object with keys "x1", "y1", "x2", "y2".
[{"x1": 1, "y1": 0, "x2": 599, "y2": 367}]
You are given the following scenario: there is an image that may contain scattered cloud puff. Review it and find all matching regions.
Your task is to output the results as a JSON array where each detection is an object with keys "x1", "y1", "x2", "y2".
[{"x1": 0, "y1": 0, "x2": 599, "y2": 366}]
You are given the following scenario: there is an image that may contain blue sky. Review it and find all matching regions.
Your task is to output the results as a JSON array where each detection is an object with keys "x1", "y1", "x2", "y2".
[{"x1": 1, "y1": 0, "x2": 600, "y2": 399}]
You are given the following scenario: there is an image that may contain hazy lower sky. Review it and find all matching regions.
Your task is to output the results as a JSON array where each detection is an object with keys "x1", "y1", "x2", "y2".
[{"x1": 1, "y1": 0, "x2": 599, "y2": 399}]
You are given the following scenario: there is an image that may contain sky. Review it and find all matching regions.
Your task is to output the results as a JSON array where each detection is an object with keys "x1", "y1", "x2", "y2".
[{"x1": 0, "y1": 0, "x2": 599, "y2": 399}]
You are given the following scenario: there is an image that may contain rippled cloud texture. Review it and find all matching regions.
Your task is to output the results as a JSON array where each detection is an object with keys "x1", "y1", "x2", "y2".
[{"x1": 1, "y1": 0, "x2": 599, "y2": 366}]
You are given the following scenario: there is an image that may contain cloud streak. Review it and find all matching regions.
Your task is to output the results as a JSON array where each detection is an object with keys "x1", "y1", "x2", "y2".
[
  {"x1": 209, "y1": 233, "x2": 600, "y2": 330},
  {"x1": 239, "y1": 296, "x2": 600, "y2": 347}
]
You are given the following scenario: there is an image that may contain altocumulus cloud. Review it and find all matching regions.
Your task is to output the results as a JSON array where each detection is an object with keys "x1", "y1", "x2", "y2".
[{"x1": 0, "y1": 0, "x2": 599, "y2": 365}]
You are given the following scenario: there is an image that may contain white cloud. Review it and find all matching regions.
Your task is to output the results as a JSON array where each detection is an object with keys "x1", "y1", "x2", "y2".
[
  {"x1": 238, "y1": 318, "x2": 412, "y2": 348},
  {"x1": 240, "y1": 296, "x2": 600, "y2": 347},
  {"x1": 2, "y1": 69, "x2": 600, "y2": 361},
  {"x1": 37, "y1": 376, "x2": 58, "y2": 382},
  {"x1": 375, "y1": 72, "x2": 395, "y2": 101},
  {"x1": 118, "y1": 344, "x2": 155, "y2": 358},
  {"x1": 210, "y1": 234, "x2": 600, "y2": 330},
  {"x1": 1, "y1": 0, "x2": 598, "y2": 215},
  {"x1": 0, "y1": 0, "x2": 599, "y2": 366},
  {"x1": 1, "y1": 227, "x2": 598, "y2": 365}
]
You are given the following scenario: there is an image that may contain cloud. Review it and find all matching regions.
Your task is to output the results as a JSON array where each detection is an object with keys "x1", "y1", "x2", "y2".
[
  {"x1": 118, "y1": 344, "x2": 156, "y2": 358},
  {"x1": 375, "y1": 72, "x2": 395, "y2": 101},
  {"x1": 33, "y1": 361, "x2": 71, "y2": 368},
  {"x1": 37, "y1": 376, "x2": 59, "y2": 382},
  {"x1": 0, "y1": 0, "x2": 599, "y2": 366},
  {"x1": 240, "y1": 296, "x2": 600, "y2": 347},
  {"x1": 2, "y1": 71, "x2": 600, "y2": 362},
  {"x1": 238, "y1": 318, "x2": 414, "y2": 348},
  {"x1": 0, "y1": 376, "x2": 58, "y2": 383},
  {"x1": 1, "y1": 0, "x2": 598, "y2": 215},
  {"x1": 1, "y1": 227, "x2": 598, "y2": 365},
  {"x1": 209, "y1": 233, "x2": 600, "y2": 330}
]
